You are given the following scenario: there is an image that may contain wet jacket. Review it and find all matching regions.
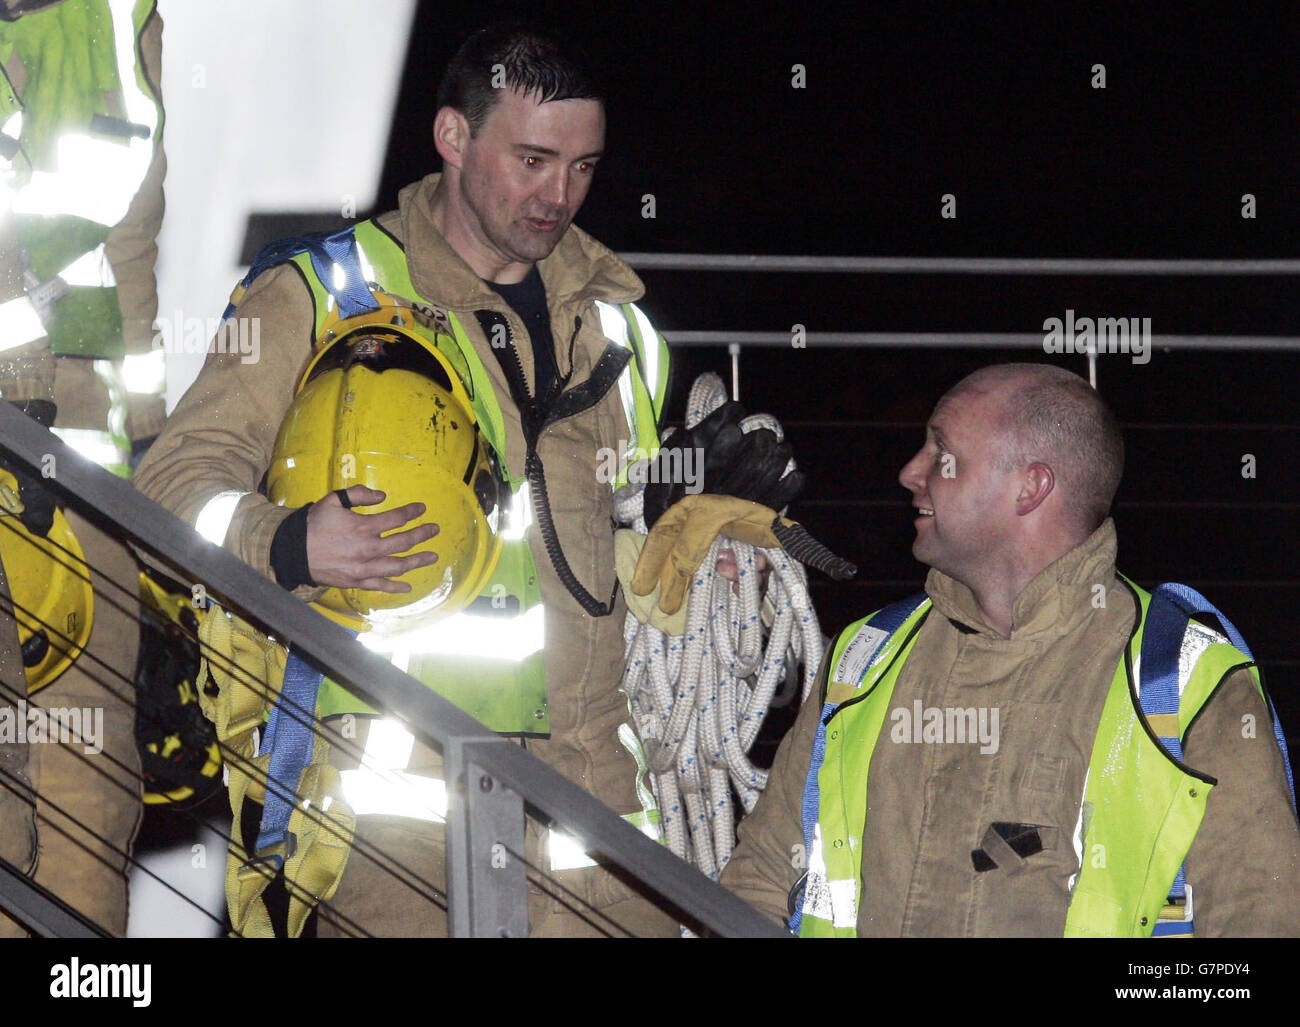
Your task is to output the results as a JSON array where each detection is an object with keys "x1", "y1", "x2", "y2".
[
  {"x1": 720, "y1": 520, "x2": 1300, "y2": 936},
  {"x1": 134, "y1": 172, "x2": 661, "y2": 819}
]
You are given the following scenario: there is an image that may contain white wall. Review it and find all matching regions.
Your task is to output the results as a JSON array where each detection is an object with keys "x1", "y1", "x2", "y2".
[{"x1": 153, "y1": 0, "x2": 417, "y2": 407}]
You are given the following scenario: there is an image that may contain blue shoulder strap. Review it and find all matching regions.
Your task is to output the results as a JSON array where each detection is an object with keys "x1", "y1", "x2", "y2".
[
  {"x1": 219, "y1": 225, "x2": 379, "y2": 324},
  {"x1": 1138, "y1": 582, "x2": 1296, "y2": 935},
  {"x1": 1139, "y1": 582, "x2": 1295, "y2": 807},
  {"x1": 789, "y1": 591, "x2": 927, "y2": 933}
]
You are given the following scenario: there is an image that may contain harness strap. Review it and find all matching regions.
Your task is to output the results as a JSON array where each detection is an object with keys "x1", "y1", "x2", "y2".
[
  {"x1": 252, "y1": 648, "x2": 330, "y2": 863},
  {"x1": 221, "y1": 226, "x2": 378, "y2": 323}
]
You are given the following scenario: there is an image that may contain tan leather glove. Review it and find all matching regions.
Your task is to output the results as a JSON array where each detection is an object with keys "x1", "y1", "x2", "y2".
[
  {"x1": 630, "y1": 494, "x2": 855, "y2": 616},
  {"x1": 615, "y1": 529, "x2": 689, "y2": 634}
]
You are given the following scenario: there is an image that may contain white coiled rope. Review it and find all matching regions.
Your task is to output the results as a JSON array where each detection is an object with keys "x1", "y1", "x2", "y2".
[{"x1": 615, "y1": 373, "x2": 825, "y2": 882}]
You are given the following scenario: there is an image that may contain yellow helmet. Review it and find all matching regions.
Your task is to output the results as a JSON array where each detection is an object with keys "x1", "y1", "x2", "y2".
[
  {"x1": 267, "y1": 294, "x2": 505, "y2": 634},
  {"x1": 0, "y1": 468, "x2": 94, "y2": 694}
]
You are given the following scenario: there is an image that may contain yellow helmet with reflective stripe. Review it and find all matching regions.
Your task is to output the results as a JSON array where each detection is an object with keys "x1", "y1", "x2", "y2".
[
  {"x1": 0, "y1": 468, "x2": 94, "y2": 694},
  {"x1": 267, "y1": 293, "x2": 504, "y2": 633}
]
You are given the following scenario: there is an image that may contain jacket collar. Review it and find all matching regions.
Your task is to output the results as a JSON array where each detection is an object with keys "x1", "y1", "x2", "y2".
[
  {"x1": 924, "y1": 518, "x2": 1120, "y2": 640},
  {"x1": 398, "y1": 172, "x2": 645, "y2": 312}
]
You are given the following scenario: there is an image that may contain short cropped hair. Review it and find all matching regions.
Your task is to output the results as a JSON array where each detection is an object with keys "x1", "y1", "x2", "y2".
[
  {"x1": 436, "y1": 24, "x2": 604, "y2": 136},
  {"x1": 955, "y1": 364, "x2": 1125, "y2": 530}
]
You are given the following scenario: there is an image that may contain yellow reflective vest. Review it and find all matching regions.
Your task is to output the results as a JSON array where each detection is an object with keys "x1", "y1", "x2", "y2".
[
  {"x1": 796, "y1": 577, "x2": 1269, "y2": 938},
  {"x1": 272, "y1": 219, "x2": 668, "y2": 736}
]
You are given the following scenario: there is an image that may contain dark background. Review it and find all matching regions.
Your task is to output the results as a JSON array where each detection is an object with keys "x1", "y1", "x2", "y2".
[{"x1": 262, "y1": 2, "x2": 1300, "y2": 763}]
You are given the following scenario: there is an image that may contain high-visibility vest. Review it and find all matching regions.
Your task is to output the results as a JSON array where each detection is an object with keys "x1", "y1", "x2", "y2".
[
  {"x1": 276, "y1": 219, "x2": 669, "y2": 736},
  {"x1": 0, "y1": 0, "x2": 162, "y2": 360},
  {"x1": 0, "y1": 0, "x2": 164, "y2": 478},
  {"x1": 795, "y1": 577, "x2": 1277, "y2": 938}
]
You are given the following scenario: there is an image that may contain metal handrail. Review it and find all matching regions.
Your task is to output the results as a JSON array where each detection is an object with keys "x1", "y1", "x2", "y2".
[
  {"x1": 620, "y1": 253, "x2": 1300, "y2": 275},
  {"x1": 0, "y1": 402, "x2": 785, "y2": 939},
  {"x1": 618, "y1": 252, "x2": 1300, "y2": 353},
  {"x1": 659, "y1": 331, "x2": 1300, "y2": 350}
]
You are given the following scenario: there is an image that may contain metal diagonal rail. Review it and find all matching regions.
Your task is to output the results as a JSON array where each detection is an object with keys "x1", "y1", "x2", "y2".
[
  {"x1": 0, "y1": 402, "x2": 784, "y2": 939},
  {"x1": 620, "y1": 253, "x2": 1300, "y2": 275},
  {"x1": 0, "y1": 854, "x2": 106, "y2": 938},
  {"x1": 661, "y1": 331, "x2": 1300, "y2": 351}
]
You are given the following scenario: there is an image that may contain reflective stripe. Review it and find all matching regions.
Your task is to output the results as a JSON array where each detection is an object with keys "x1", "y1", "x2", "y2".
[
  {"x1": 0, "y1": 110, "x2": 21, "y2": 148},
  {"x1": 338, "y1": 716, "x2": 449, "y2": 821},
  {"x1": 1067, "y1": 768, "x2": 1090, "y2": 894},
  {"x1": 93, "y1": 359, "x2": 132, "y2": 472},
  {"x1": 1133, "y1": 622, "x2": 1225, "y2": 704},
  {"x1": 800, "y1": 826, "x2": 863, "y2": 930},
  {"x1": 50, "y1": 426, "x2": 128, "y2": 472},
  {"x1": 57, "y1": 243, "x2": 117, "y2": 288},
  {"x1": 354, "y1": 240, "x2": 377, "y2": 285},
  {"x1": 501, "y1": 480, "x2": 532, "y2": 542},
  {"x1": 107, "y1": 0, "x2": 159, "y2": 142},
  {"x1": 595, "y1": 300, "x2": 630, "y2": 347},
  {"x1": 799, "y1": 824, "x2": 856, "y2": 928},
  {"x1": 11, "y1": 134, "x2": 144, "y2": 226},
  {"x1": 194, "y1": 490, "x2": 248, "y2": 546},
  {"x1": 594, "y1": 300, "x2": 639, "y2": 446},
  {"x1": 548, "y1": 812, "x2": 663, "y2": 872},
  {"x1": 340, "y1": 769, "x2": 447, "y2": 821},
  {"x1": 121, "y1": 349, "x2": 166, "y2": 394},
  {"x1": 0, "y1": 295, "x2": 47, "y2": 350},
  {"x1": 1175, "y1": 621, "x2": 1225, "y2": 697},
  {"x1": 363, "y1": 603, "x2": 545, "y2": 664},
  {"x1": 628, "y1": 303, "x2": 664, "y2": 398}
]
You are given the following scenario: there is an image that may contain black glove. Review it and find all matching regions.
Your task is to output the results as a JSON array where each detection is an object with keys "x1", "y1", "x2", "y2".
[
  {"x1": 643, "y1": 401, "x2": 806, "y2": 529},
  {"x1": 1, "y1": 399, "x2": 58, "y2": 537}
]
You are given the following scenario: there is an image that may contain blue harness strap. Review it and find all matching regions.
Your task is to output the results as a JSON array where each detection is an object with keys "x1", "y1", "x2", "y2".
[
  {"x1": 789, "y1": 592, "x2": 927, "y2": 933},
  {"x1": 224, "y1": 227, "x2": 374, "y2": 872},
  {"x1": 219, "y1": 225, "x2": 379, "y2": 324},
  {"x1": 1139, "y1": 582, "x2": 1296, "y2": 807},
  {"x1": 250, "y1": 648, "x2": 329, "y2": 868},
  {"x1": 1138, "y1": 582, "x2": 1296, "y2": 936}
]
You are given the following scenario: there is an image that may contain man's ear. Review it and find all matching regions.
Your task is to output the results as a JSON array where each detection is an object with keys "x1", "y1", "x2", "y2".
[
  {"x1": 1015, "y1": 462, "x2": 1055, "y2": 516},
  {"x1": 433, "y1": 107, "x2": 470, "y2": 170}
]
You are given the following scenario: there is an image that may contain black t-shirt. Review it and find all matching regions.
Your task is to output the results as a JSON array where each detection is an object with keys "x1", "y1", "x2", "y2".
[{"x1": 486, "y1": 266, "x2": 558, "y2": 401}]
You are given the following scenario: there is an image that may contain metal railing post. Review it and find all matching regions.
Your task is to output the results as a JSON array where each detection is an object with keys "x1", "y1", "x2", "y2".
[{"x1": 445, "y1": 739, "x2": 528, "y2": 938}]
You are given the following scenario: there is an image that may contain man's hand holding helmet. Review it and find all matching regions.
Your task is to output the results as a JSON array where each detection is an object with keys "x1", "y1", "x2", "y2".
[
  {"x1": 305, "y1": 485, "x2": 439, "y2": 593},
  {"x1": 267, "y1": 299, "x2": 506, "y2": 633}
]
